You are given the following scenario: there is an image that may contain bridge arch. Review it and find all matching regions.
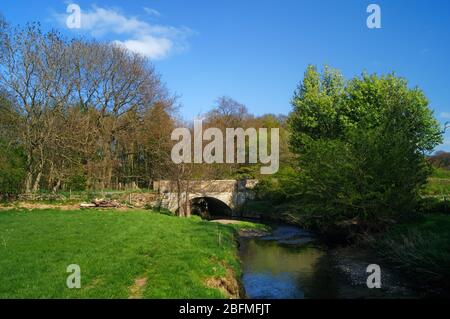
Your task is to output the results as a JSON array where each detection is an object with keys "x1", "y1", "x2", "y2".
[
  {"x1": 154, "y1": 180, "x2": 258, "y2": 216},
  {"x1": 190, "y1": 196, "x2": 232, "y2": 219}
]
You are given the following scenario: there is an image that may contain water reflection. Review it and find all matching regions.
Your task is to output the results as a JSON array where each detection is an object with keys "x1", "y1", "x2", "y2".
[
  {"x1": 239, "y1": 232, "x2": 331, "y2": 299},
  {"x1": 239, "y1": 225, "x2": 418, "y2": 299}
]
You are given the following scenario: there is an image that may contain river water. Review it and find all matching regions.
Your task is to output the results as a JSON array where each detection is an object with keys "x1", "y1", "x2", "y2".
[{"x1": 238, "y1": 224, "x2": 420, "y2": 299}]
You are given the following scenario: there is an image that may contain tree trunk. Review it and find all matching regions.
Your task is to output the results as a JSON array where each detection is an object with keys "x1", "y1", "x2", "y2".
[
  {"x1": 25, "y1": 152, "x2": 33, "y2": 193},
  {"x1": 52, "y1": 180, "x2": 61, "y2": 193},
  {"x1": 32, "y1": 171, "x2": 42, "y2": 193},
  {"x1": 25, "y1": 172, "x2": 33, "y2": 194},
  {"x1": 184, "y1": 180, "x2": 191, "y2": 217},
  {"x1": 176, "y1": 179, "x2": 183, "y2": 217}
]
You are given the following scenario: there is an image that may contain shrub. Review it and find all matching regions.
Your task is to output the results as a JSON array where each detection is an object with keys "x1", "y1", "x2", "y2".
[
  {"x1": 66, "y1": 173, "x2": 87, "y2": 191},
  {"x1": 373, "y1": 216, "x2": 450, "y2": 291},
  {"x1": 0, "y1": 140, "x2": 25, "y2": 197}
]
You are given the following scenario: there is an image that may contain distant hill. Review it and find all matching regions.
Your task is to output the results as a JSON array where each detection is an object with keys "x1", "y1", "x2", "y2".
[{"x1": 429, "y1": 151, "x2": 450, "y2": 170}]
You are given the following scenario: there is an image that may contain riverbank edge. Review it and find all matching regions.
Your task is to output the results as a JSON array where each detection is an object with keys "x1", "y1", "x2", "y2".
[
  {"x1": 215, "y1": 220, "x2": 272, "y2": 299},
  {"x1": 238, "y1": 209, "x2": 450, "y2": 297}
]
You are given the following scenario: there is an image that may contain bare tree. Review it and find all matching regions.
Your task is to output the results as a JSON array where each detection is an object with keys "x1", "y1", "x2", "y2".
[
  {"x1": 0, "y1": 22, "x2": 177, "y2": 193},
  {"x1": 0, "y1": 24, "x2": 74, "y2": 192}
]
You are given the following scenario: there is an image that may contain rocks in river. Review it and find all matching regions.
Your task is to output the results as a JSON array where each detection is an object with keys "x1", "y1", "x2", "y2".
[
  {"x1": 331, "y1": 246, "x2": 418, "y2": 298},
  {"x1": 238, "y1": 229, "x2": 270, "y2": 237}
]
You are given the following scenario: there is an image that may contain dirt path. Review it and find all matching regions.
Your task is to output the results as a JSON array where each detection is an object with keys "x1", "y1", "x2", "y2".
[
  {"x1": 210, "y1": 219, "x2": 243, "y2": 225},
  {"x1": 0, "y1": 202, "x2": 81, "y2": 211},
  {"x1": 0, "y1": 202, "x2": 135, "y2": 211}
]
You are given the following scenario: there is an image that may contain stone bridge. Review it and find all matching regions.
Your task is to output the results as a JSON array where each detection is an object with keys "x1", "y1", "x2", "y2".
[{"x1": 153, "y1": 180, "x2": 258, "y2": 218}]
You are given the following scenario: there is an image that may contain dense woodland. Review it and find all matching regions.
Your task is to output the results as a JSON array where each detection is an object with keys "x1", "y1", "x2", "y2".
[{"x1": 0, "y1": 21, "x2": 290, "y2": 195}]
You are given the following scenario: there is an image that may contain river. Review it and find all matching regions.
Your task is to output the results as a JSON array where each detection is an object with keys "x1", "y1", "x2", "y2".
[{"x1": 238, "y1": 224, "x2": 421, "y2": 299}]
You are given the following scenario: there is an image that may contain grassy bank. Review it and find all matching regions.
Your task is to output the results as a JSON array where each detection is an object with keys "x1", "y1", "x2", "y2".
[
  {"x1": 422, "y1": 168, "x2": 450, "y2": 196},
  {"x1": 0, "y1": 209, "x2": 251, "y2": 299},
  {"x1": 371, "y1": 214, "x2": 450, "y2": 291}
]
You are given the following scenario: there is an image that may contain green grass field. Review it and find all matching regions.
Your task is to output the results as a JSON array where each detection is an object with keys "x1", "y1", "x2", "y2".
[
  {"x1": 422, "y1": 168, "x2": 450, "y2": 196},
  {"x1": 0, "y1": 209, "x2": 249, "y2": 299}
]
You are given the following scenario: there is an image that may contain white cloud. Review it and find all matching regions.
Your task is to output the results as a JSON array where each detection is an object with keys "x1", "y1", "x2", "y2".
[
  {"x1": 54, "y1": 5, "x2": 192, "y2": 60},
  {"x1": 441, "y1": 112, "x2": 450, "y2": 119},
  {"x1": 114, "y1": 36, "x2": 172, "y2": 60},
  {"x1": 143, "y1": 7, "x2": 161, "y2": 17}
]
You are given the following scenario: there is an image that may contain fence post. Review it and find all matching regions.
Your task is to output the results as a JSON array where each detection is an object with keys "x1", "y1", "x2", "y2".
[{"x1": 444, "y1": 196, "x2": 448, "y2": 214}]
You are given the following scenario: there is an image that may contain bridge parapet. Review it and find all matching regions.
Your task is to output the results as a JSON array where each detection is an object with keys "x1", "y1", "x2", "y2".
[
  {"x1": 154, "y1": 180, "x2": 258, "y2": 193},
  {"x1": 153, "y1": 180, "x2": 258, "y2": 215}
]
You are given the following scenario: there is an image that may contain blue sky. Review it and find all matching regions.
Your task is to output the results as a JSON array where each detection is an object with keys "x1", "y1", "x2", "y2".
[{"x1": 1, "y1": 0, "x2": 450, "y2": 151}]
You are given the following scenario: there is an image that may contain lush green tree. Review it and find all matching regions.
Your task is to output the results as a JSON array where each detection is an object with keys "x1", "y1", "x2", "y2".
[
  {"x1": 288, "y1": 65, "x2": 345, "y2": 153},
  {"x1": 344, "y1": 74, "x2": 441, "y2": 215},
  {"x1": 287, "y1": 66, "x2": 443, "y2": 236}
]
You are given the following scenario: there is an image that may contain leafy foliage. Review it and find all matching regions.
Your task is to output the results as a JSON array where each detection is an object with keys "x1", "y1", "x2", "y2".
[
  {"x1": 0, "y1": 140, "x2": 25, "y2": 196},
  {"x1": 286, "y1": 66, "x2": 443, "y2": 237}
]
